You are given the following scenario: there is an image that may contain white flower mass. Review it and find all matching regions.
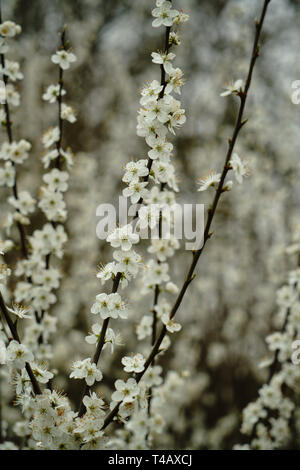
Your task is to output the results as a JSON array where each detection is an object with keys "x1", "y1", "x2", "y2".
[{"x1": 0, "y1": 0, "x2": 299, "y2": 454}]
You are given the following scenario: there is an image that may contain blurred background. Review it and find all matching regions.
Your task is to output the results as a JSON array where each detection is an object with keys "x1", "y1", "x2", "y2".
[{"x1": 1, "y1": 0, "x2": 300, "y2": 449}]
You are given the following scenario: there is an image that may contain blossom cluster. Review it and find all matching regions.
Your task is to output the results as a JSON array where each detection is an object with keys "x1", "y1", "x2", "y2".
[
  {"x1": 236, "y1": 245, "x2": 300, "y2": 450},
  {"x1": 65, "y1": 0, "x2": 189, "y2": 448},
  {"x1": 0, "y1": 19, "x2": 78, "y2": 449}
]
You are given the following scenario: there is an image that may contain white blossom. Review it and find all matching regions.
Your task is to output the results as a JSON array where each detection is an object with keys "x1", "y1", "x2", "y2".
[
  {"x1": 51, "y1": 50, "x2": 77, "y2": 70},
  {"x1": 0, "y1": 21, "x2": 21, "y2": 37},
  {"x1": 111, "y1": 378, "x2": 139, "y2": 403},
  {"x1": 152, "y1": 1, "x2": 179, "y2": 28},
  {"x1": 121, "y1": 353, "x2": 145, "y2": 373},
  {"x1": 6, "y1": 341, "x2": 34, "y2": 369},
  {"x1": 162, "y1": 313, "x2": 182, "y2": 333},
  {"x1": 70, "y1": 358, "x2": 103, "y2": 386},
  {"x1": 42, "y1": 84, "x2": 66, "y2": 103},
  {"x1": 220, "y1": 79, "x2": 244, "y2": 97},
  {"x1": 107, "y1": 225, "x2": 139, "y2": 251},
  {"x1": 197, "y1": 171, "x2": 221, "y2": 192},
  {"x1": 229, "y1": 153, "x2": 249, "y2": 184}
]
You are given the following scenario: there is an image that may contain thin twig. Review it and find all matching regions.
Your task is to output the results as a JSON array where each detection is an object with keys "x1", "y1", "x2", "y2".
[
  {"x1": 37, "y1": 28, "x2": 67, "y2": 329},
  {"x1": 54, "y1": 27, "x2": 66, "y2": 171}
]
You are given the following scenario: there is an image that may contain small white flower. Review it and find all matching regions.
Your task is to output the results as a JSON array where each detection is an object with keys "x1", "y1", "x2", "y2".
[
  {"x1": 154, "y1": 298, "x2": 171, "y2": 319},
  {"x1": 162, "y1": 313, "x2": 182, "y2": 333},
  {"x1": 104, "y1": 328, "x2": 124, "y2": 354},
  {"x1": 0, "y1": 161, "x2": 15, "y2": 187},
  {"x1": 148, "y1": 239, "x2": 176, "y2": 262},
  {"x1": 32, "y1": 267, "x2": 62, "y2": 290},
  {"x1": 70, "y1": 358, "x2": 103, "y2": 386},
  {"x1": 168, "y1": 107, "x2": 186, "y2": 134},
  {"x1": 143, "y1": 365, "x2": 163, "y2": 387},
  {"x1": 166, "y1": 67, "x2": 184, "y2": 94},
  {"x1": 113, "y1": 250, "x2": 141, "y2": 276},
  {"x1": 51, "y1": 50, "x2": 77, "y2": 70},
  {"x1": 43, "y1": 169, "x2": 69, "y2": 192},
  {"x1": 137, "y1": 112, "x2": 167, "y2": 140},
  {"x1": 61, "y1": 103, "x2": 77, "y2": 123},
  {"x1": 5, "y1": 84, "x2": 20, "y2": 106},
  {"x1": 1, "y1": 60, "x2": 23, "y2": 81},
  {"x1": 0, "y1": 38, "x2": 9, "y2": 54},
  {"x1": 147, "y1": 135, "x2": 173, "y2": 160},
  {"x1": 123, "y1": 180, "x2": 148, "y2": 204},
  {"x1": 8, "y1": 191, "x2": 36, "y2": 216},
  {"x1": 0, "y1": 21, "x2": 21, "y2": 38},
  {"x1": 145, "y1": 99, "x2": 169, "y2": 124},
  {"x1": 82, "y1": 392, "x2": 106, "y2": 417},
  {"x1": 159, "y1": 335, "x2": 171, "y2": 352},
  {"x1": 173, "y1": 11, "x2": 190, "y2": 25},
  {"x1": 61, "y1": 148, "x2": 74, "y2": 168},
  {"x1": 0, "y1": 240, "x2": 13, "y2": 255},
  {"x1": 145, "y1": 259, "x2": 170, "y2": 285},
  {"x1": 229, "y1": 153, "x2": 249, "y2": 184},
  {"x1": 41, "y1": 149, "x2": 59, "y2": 168},
  {"x1": 38, "y1": 187, "x2": 66, "y2": 222},
  {"x1": 8, "y1": 140, "x2": 31, "y2": 165},
  {"x1": 31, "y1": 286, "x2": 57, "y2": 311},
  {"x1": 138, "y1": 205, "x2": 160, "y2": 231},
  {"x1": 223, "y1": 180, "x2": 233, "y2": 192},
  {"x1": 31, "y1": 363, "x2": 54, "y2": 384},
  {"x1": 42, "y1": 127, "x2": 60, "y2": 148},
  {"x1": 91, "y1": 293, "x2": 128, "y2": 320},
  {"x1": 152, "y1": 2, "x2": 179, "y2": 28},
  {"x1": 136, "y1": 315, "x2": 153, "y2": 341},
  {"x1": 86, "y1": 324, "x2": 123, "y2": 355},
  {"x1": 140, "y1": 80, "x2": 163, "y2": 106},
  {"x1": 107, "y1": 225, "x2": 139, "y2": 251},
  {"x1": 220, "y1": 79, "x2": 244, "y2": 97},
  {"x1": 43, "y1": 84, "x2": 66, "y2": 103},
  {"x1": 91, "y1": 293, "x2": 110, "y2": 317},
  {"x1": 276, "y1": 285, "x2": 297, "y2": 308},
  {"x1": 0, "y1": 263, "x2": 11, "y2": 283},
  {"x1": 151, "y1": 51, "x2": 176, "y2": 74},
  {"x1": 121, "y1": 353, "x2": 145, "y2": 373},
  {"x1": 266, "y1": 332, "x2": 286, "y2": 352},
  {"x1": 111, "y1": 378, "x2": 139, "y2": 403},
  {"x1": 6, "y1": 340, "x2": 34, "y2": 369},
  {"x1": 122, "y1": 160, "x2": 149, "y2": 184},
  {"x1": 108, "y1": 293, "x2": 128, "y2": 319},
  {"x1": 96, "y1": 262, "x2": 116, "y2": 284},
  {"x1": 289, "y1": 268, "x2": 300, "y2": 287},
  {"x1": 7, "y1": 303, "x2": 32, "y2": 319},
  {"x1": 197, "y1": 171, "x2": 221, "y2": 192},
  {"x1": 165, "y1": 281, "x2": 179, "y2": 294}
]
